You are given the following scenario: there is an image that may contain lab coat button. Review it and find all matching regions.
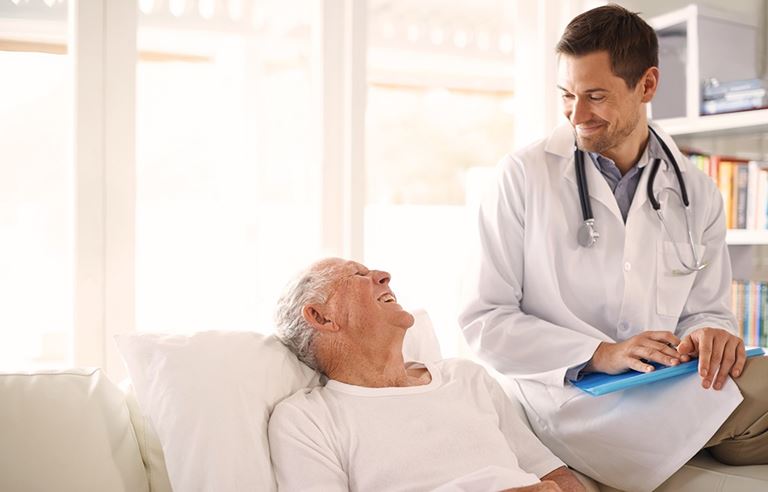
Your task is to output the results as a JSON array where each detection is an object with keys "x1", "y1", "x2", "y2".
[{"x1": 624, "y1": 262, "x2": 631, "y2": 272}]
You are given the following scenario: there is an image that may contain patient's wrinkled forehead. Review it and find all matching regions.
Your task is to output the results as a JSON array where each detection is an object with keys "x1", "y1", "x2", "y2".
[
  {"x1": 310, "y1": 257, "x2": 345, "y2": 275},
  {"x1": 310, "y1": 257, "x2": 366, "y2": 280}
]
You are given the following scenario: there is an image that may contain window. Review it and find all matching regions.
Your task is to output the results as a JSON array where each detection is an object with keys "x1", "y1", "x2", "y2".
[
  {"x1": 0, "y1": 0, "x2": 72, "y2": 369},
  {"x1": 365, "y1": 0, "x2": 516, "y2": 355},
  {"x1": 135, "y1": 0, "x2": 321, "y2": 333}
]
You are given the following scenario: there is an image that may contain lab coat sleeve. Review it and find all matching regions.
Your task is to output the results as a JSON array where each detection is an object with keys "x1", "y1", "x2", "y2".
[
  {"x1": 268, "y1": 399, "x2": 348, "y2": 492},
  {"x1": 459, "y1": 154, "x2": 603, "y2": 387},
  {"x1": 675, "y1": 179, "x2": 738, "y2": 338}
]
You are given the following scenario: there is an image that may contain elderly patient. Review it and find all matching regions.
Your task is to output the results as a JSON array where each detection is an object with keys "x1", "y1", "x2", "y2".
[{"x1": 268, "y1": 257, "x2": 585, "y2": 492}]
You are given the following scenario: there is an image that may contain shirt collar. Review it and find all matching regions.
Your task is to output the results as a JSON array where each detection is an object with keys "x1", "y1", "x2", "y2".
[{"x1": 589, "y1": 129, "x2": 667, "y2": 172}]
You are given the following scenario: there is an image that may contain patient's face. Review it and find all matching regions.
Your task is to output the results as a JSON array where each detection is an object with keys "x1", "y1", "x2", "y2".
[{"x1": 315, "y1": 258, "x2": 414, "y2": 340}]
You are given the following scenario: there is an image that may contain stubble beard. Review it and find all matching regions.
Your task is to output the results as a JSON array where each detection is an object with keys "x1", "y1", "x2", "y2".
[{"x1": 575, "y1": 108, "x2": 641, "y2": 155}]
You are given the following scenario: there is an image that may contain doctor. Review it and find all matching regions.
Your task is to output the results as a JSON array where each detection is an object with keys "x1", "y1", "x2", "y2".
[{"x1": 459, "y1": 5, "x2": 768, "y2": 492}]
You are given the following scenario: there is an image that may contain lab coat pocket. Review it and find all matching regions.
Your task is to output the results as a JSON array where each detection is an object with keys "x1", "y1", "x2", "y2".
[{"x1": 656, "y1": 241, "x2": 705, "y2": 318}]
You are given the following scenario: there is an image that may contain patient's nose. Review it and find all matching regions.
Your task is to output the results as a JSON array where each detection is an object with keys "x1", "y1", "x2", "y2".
[{"x1": 373, "y1": 270, "x2": 390, "y2": 285}]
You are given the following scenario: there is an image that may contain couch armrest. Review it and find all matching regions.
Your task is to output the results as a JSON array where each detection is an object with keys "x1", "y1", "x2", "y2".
[{"x1": 0, "y1": 368, "x2": 148, "y2": 492}]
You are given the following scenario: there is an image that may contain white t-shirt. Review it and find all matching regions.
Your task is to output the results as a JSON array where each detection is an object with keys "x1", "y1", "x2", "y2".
[{"x1": 268, "y1": 359, "x2": 565, "y2": 491}]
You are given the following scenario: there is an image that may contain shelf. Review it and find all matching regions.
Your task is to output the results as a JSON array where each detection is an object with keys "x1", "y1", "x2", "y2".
[
  {"x1": 655, "y1": 109, "x2": 768, "y2": 137},
  {"x1": 726, "y1": 229, "x2": 768, "y2": 245}
]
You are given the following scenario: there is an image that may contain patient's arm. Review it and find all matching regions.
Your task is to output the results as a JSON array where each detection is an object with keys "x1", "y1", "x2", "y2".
[
  {"x1": 268, "y1": 400, "x2": 348, "y2": 491},
  {"x1": 539, "y1": 466, "x2": 585, "y2": 492}
]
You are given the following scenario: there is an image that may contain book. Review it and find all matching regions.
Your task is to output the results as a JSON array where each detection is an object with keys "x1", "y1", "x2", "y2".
[
  {"x1": 703, "y1": 78, "x2": 768, "y2": 99},
  {"x1": 759, "y1": 169, "x2": 768, "y2": 230},
  {"x1": 735, "y1": 163, "x2": 748, "y2": 229},
  {"x1": 683, "y1": 152, "x2": 768, "y2": 231},
  {"x1": 573, "y1": 347, "x2": 766, "y2": 397},
  {"x1": 762, "y1": 284, "x2": 768, "y2": 348},
  {"x1": 718, "y1": 161, "x2": 733, "y2": 228},
  {"x1": 701, "y1": 96, "x2": 768, "y2": 115},
  {"x1": 747, "y1": 162, "x2": 758, "y2": 229}
]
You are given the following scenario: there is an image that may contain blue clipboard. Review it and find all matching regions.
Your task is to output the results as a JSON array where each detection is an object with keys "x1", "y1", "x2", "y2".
[{"x1": 573, "y1": 347, "x2": 765, "y2": 396}]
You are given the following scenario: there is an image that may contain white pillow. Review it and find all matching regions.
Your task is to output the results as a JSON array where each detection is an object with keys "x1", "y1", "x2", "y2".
[
  {"x1": 115, "y1": 309, "x2": 441, "y2": 492},
  {"x1": 115, "y1": 331, "x2": 319, "y2": 492}
]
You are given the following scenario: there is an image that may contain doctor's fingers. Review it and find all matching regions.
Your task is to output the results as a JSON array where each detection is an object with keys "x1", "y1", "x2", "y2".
[
  {"x1": 698, "y1": 332, "x2": 724, "y2": 389},
  {"x1": 730, "y1": 341, "x2": 747, "y2": 378},
  {"x1": 626, "y1": 355, "x2": 655, "y2": 374},
  {"x1": 629, "y1": 340, "x2": 683, "y2": 365},
  {"x1": 641, "y1": 330, "x2": 682, "y2": 346},
  {"x1": 712, "y1": 338, "x2": 746, "y2": 388}
]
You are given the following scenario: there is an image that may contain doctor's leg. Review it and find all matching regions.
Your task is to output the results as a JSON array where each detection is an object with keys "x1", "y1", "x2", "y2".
[{"x1": 704, "y1": 356, "x2": 768, "y2": 465}]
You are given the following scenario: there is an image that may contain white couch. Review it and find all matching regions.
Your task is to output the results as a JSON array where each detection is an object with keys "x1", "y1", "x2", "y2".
[{"x1": 1, "y1": 317, "x2": 767, "y2": 492}]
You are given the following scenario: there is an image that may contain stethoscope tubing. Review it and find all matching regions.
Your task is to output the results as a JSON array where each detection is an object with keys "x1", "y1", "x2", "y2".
[
  {"x1": 573, "y1": 125, "x2": 707, "y2": 274},
  {"x1": 575, "y1": 126, "x2": 683, "y2": 221}
]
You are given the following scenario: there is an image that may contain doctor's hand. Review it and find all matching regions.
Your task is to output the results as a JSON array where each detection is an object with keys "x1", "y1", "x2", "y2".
[
  {"x1": 677, "y1": 327, "x2": 746, "y2": 390},
  {"x1": 585, "y1": 331, "x2": 687, "y2": 375}
]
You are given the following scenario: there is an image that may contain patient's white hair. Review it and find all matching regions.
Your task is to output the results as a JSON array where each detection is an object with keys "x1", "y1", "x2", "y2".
[{"x1": 274, "y1": 265, "x2": 335, "y2": 372}]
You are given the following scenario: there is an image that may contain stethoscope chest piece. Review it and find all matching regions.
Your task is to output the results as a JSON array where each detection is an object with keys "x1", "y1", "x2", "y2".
[{"x1": 578, "y1": 219, "x2": 599, "y2": 248}]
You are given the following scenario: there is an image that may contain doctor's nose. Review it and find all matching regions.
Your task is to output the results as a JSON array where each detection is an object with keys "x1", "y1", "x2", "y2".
[{"x1": 569, "y1": 98, "x2": 591, "y2": 126}]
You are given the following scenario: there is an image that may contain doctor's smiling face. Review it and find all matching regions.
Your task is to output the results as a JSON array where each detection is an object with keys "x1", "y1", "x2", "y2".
[{"x1": 557, "y1": 50, "x2": 658, "y2": 163}]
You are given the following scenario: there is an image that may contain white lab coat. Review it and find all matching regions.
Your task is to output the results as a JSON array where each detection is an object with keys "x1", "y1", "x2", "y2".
[{"x1": 459, "y1": 122, "x2": 743, "y2": 492}]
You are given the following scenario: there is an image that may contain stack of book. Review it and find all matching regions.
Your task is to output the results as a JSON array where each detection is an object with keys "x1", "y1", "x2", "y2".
[
  {"x1": 700, "y1": 78, "x2": 768, "y2": 116},
  {"x1": 732, "y1": 280, "x2": 767, "y2": 347},
  {"x1": 685, "y1": 153, "x2": 768, "y2": 229}
]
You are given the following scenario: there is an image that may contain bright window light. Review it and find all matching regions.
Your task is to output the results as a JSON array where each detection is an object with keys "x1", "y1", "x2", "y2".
[
  {"x1": 135, "y1": 18, "x2": 321, "y2": 335},
  {"x1": 0, "y1": 50, "x2": 73, "y2": 370}
]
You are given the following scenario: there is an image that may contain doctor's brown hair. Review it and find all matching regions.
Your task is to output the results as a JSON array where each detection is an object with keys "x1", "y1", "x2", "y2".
[{"x1": 556, "y1": 4, "x2": 658, "y2": 89}]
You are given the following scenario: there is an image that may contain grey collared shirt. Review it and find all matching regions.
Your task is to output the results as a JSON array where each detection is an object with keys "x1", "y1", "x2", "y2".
[{"x1": 588, "y1": 131, "x2": 668, "y2": 223}]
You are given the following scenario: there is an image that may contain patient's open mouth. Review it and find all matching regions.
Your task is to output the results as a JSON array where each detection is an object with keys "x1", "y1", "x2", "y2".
[{"x1": 378, "y1": 293, "x2": 397, "y2": 303}]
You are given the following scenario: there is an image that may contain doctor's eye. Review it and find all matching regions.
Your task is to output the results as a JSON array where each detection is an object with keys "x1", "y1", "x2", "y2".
[
  {"x1": 561, "y1": 93, "x2": 575, "y2": 100},
  {"x1": 588, "y1": 95, "x2": 605, "y2": 102}
]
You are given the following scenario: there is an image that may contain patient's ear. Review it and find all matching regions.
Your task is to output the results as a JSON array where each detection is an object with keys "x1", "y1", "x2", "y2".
[{"x1": 302, "y1": 304, "x2": 338, "y2": 332}]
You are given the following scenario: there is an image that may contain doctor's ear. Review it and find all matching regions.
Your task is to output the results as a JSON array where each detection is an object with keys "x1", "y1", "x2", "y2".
[
  {"x1": 639, "y1": 66, "x2": 659, "y2": 103},
  {"x1": 302, "y1": 304, "x2": 338, "y2": 332}
]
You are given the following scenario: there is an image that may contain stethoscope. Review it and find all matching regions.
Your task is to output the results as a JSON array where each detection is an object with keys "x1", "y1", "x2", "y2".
[{"x1": 574, "y1": 126, "x2": 708, "y2": 276}]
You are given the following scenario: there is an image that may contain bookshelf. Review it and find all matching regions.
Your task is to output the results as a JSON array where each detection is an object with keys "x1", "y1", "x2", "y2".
[
  {"x1": 651, "y1": 4, "x2": 768, "y2": 248},
  {"x1": 726, "y1": 229, "x2": 768, "y2": 246},
  {"x1": 659, "y1": 109, "x2": 768, "y2": 138},
  {"x1": 650, "y1": 5, "x2": 768, "y2": 346}
]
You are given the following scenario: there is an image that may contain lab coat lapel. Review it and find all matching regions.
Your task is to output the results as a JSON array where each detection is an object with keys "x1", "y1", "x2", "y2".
[
  {"x1": 582, "y1": 155, "x2": 623, "y2": 222},
  {"x1": 548, "y1": 124, "x2": 623, "y2": 223},
  {"x1": 629, "y1": 123, "x2": 685, "y2": 217},
  {"x1": 628, "y1": 158, "x2": 673, "y2": 217}
]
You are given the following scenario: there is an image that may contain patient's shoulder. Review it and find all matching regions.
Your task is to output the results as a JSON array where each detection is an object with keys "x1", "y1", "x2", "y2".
[{"x1": 272, "y1": 385, "x2": 330, "y2": 417}]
